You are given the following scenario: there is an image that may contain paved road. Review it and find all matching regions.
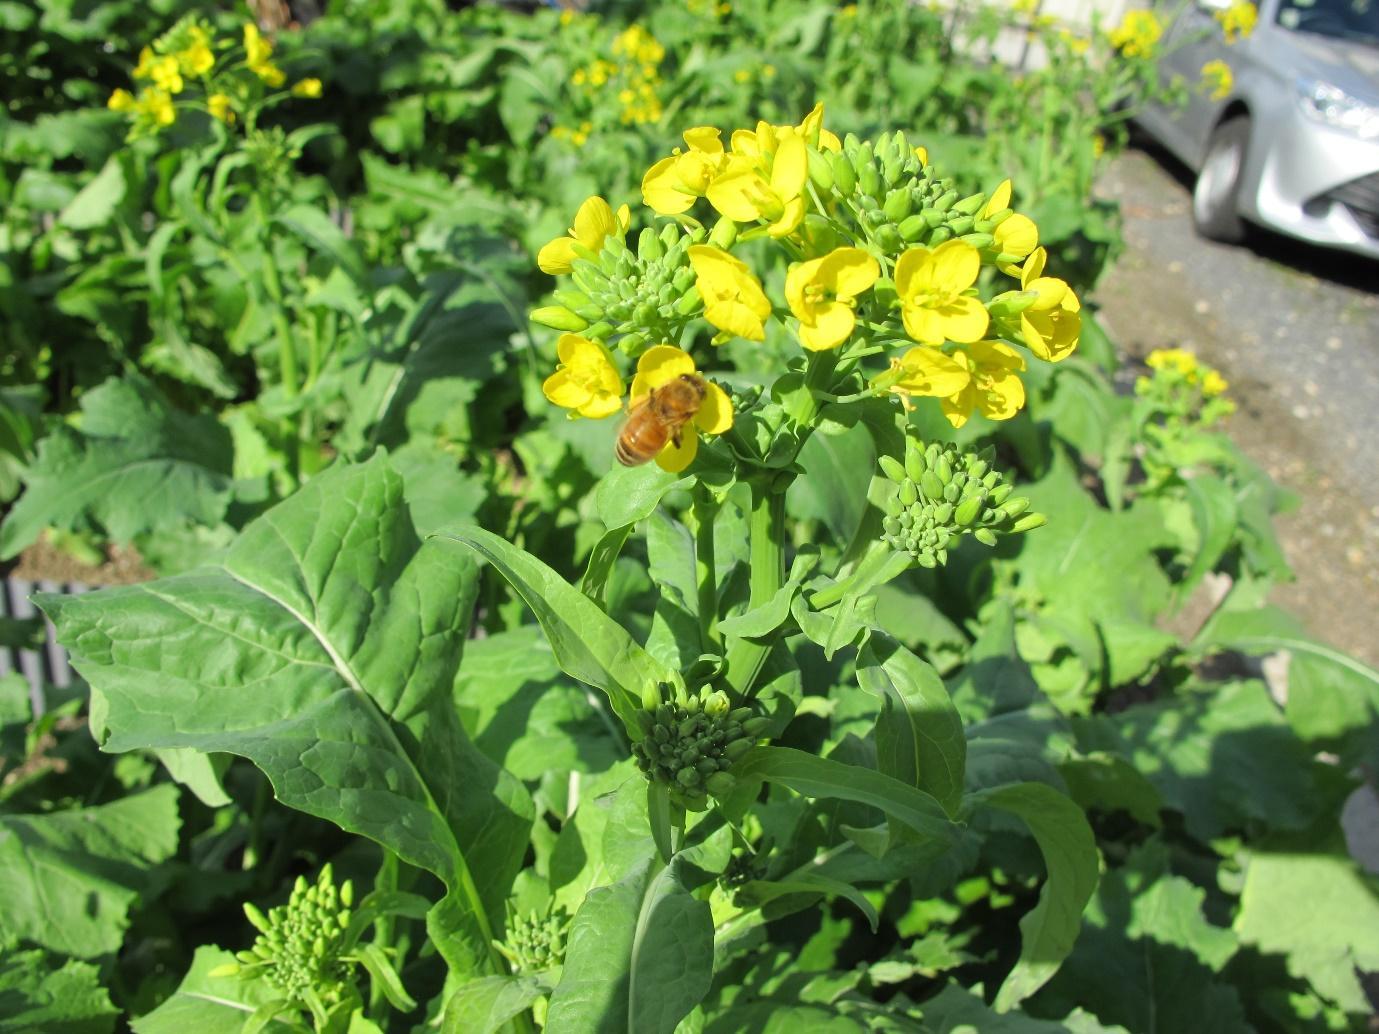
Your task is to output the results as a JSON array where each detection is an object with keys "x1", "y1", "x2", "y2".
[
  {"x1": 1098, "y1": 146, "x2": 1379, "y2": 504},
  {"x1": 1093, "y1": 146, "x2": 1379, "y2": 667}
]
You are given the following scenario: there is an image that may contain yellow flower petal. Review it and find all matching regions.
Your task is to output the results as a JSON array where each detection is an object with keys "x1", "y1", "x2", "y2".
[
  {"x1": 683, "y1": 126, "x2": 724, "y2": 153},
  {"x1": 994, "y1": 213, "x2": 1038, "y2": 259},
  {"x1": 543, "y1": 367, "x2": 591, "y2": 410},
  {"x1": 572, "y1": 196, "x2": 618, "y2": 246},
  {"x1": 984, "y1": 178, "x2": 1012, "y2": 217},
  {"x1": 643, "y1": 155, "x2": 695, "y2": 214},
  {"x1": 537, "y1": 236, "x2": 579, "y2": 275},
  {"x1": 705, "y1": 165, "x2": 766, "y2": 223},
  {"x1": 799, "y1": 301, "x2": 855, "y2": 351},
  {"x1": 656, "y1": 429, "x2": 699, "y2": 472},
  {"x1": 890, "y1": 347, "x2": 971, "y2": 397},
  {"x1": 927, "y1": 240, "x2": 980, "y2": 293},
  {"x1": 688, "y1": 246, "x2": 771, "y2": 341},
  {"x1": 822, "y1": 247, "x2": 879, "y2": 299},
  {"x1": 632, "y1": 344, "x2": 697, "y2": 399},
  {"x1": 770, "y1": 133, "x2": 807, "y2": 198},
  {"x1": 694, "y1": 380, "x2": 734, "y2": 434}
]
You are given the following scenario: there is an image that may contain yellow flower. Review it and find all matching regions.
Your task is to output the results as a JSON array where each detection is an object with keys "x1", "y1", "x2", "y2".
[
  {"x1": 177, "y1": 28, "x2": 215, "y2": 77},
  {"x1": 244, "y1": 22, "x2": 286, "y2": 86},
  {"x1": 147, "y1": 54, "x2": 184, "y2": 94},
  {"x1": 207, "y1": 93, "x2": 235, "y2": 124},
  {"x1": 1216, "y1": 1, "x2": 1256, "y2": 43},
  {"x1": 795, "y1": 102, "x2": 841, "y2": 153},
  {"x1": 876, "y1": 346, "x2": 971, "y2": 406},
  {"x1": 941, "y1": 341, "x2": 1027, "y2": 428},
  {"x1": 642, "y1": 127, "x2": 726, "y2": 215},
  {"x1": 785, "y1": 247, "x2": 879, "y2": 351},
  {"x1": 706, "y1": 132, "x2": 808, "y2": 237},
  {"x1": 133, "y1": 47, "x2": 156, "y2": 80},
  {"x1": 983, "y1": 179, "x2": 1039, "y2": 274},
  {"x1": 688, "y1": 245, "x2": 772, "y2": 342},
  {"x1": 894, "y1": 240, "x2": 989, "y2": 345},
  {"x1": 537, "y1": 196, "x2": 632, "y2": 276},
  {"x1": 734, "y1": 69, "x2": 751, "y2": 84},
  {"x1": 1146, "y1": 347, "x2": 1199, "y2": 376},
  {"x1": 1018, "y1": 248, "x2": 1080, "y2": 362},
  {"x1": 1201, "y1": 369, "x2": 1228, "y2": 396},
  {"x1": 292, "y1": 77, "x2": 323, "y2": 98},
  {"x1": 543, "y1": 334, "x2": 625, "y2": 419},
  {"x1": 1199, "y1": 59, "x2": 1233, "y2": 101},
  {"x1": 138, "y1": 89, "x2": 176, "y2": 127},
  {"x1": 107, "y1": 88, "x2": 136, "y2": 113},
  {"x1": 629, "y1": 345, "x2": 734, "y2": 472},
  {"x1": 1108, "y1": 9, "x2": 1162, "y2": 58}
]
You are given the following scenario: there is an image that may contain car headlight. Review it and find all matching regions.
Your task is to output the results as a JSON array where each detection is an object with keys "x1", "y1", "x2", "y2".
[{"x1": 1296, "y1": 78, "x2": 1379, "y2": 139}]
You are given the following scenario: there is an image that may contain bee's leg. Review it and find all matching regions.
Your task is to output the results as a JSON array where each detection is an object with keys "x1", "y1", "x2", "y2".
[{"x1": 672, "y1": 431, "x2": 682, "y2": 447}]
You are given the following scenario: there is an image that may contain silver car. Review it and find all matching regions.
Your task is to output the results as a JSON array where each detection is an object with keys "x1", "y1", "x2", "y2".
[{"x1": 1135, "y1": 0, "x2": 1379, "y2": 258}]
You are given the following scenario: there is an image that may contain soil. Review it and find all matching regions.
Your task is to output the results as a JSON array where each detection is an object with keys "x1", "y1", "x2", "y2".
[
  {"x1": 10, "y1": 538, "x2": 154, "y2": 587},
  {"x1": 1094, "y1": 146, "x2": 1379, "y2": 670}
]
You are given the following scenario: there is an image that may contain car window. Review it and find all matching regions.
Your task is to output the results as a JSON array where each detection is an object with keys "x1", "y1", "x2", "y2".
[{"x1": 1277, "y1": 0, "x2": 1379, "y2": 45}]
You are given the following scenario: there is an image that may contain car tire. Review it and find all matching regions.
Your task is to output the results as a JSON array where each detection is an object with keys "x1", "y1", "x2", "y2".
[{"x1": 1192, "y1": 117, "x2": 1250, "y2": 243}]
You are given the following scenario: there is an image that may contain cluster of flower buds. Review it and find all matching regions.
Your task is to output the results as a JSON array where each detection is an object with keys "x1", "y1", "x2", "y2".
[
  {"x1": 231, "y1": 865, "x2": 355, "y2": 1002},
  {"x1": 496, "y1": 906, "x2": 572, "y2": 974},
  {"x1": 819, "y1": 131, "x2": 1009, "y2": 260},
  {"x1": 633, "y1": 686, "x2": 768, "y2": 806},
  {"x1": 534, "y1": 222, "x2": 710, "y2": 355},
  {"x1": 878, "y1": 437, "x2": 1046, "y2": 568}
]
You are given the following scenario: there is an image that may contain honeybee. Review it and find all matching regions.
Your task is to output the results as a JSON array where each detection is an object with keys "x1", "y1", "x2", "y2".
[{"x1": 615, "y1": 374, "x2": 708, "y2": 466}]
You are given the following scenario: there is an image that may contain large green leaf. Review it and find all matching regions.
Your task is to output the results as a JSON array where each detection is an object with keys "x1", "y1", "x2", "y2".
[
  {"x1": 973, "y1": 782, "x2": 1099, "y2": 1010},
  {"x1": 1074, "y1": 680, "x2": 1326, "y2": 841},
  {"x1": 453, "y1": 626, "x2": 623, "y2": 780},
  {"x1": 436, "y1": 526, "x2": 677, "y2": 737},
  {"x1": 857, "y1": 634, "x2": 966, "y2": 817},
  {"x1": 920, "y1": 983, "x2": 1129, "y2": 1033},
  {"x1": 734, "y1": 746, "x2": 957, "y2": 844},
  {"x1": 0, "y1": 785, "x2": 180, "y2": 957},
  {"x1": 39, "y1": 456, "x2": 532, "y2": 977},
  {"x1": 0, "y1": 948, "x2": 117, "y2": 1033},
  {"x1": 130, "y1": 946, "x2": 293, "y2": 1034},
  {"x1": 545, "y1": 857, "x2": 714, "y2": 1034},
  {"x1": 1196, "y1": 605, "x2": 1379, "y2": 749},
  {"x1": 0, "y1": 376, "x2": 233, "y2": 558},
  {"x1": 1234, "y1": 850, "x2": 1379, "y2": 1014},
  {"x1": 442, "y1": 973, "x2": 554, "y2": 1034},
  {"x1": 1037, "y1": 841, "x2": 1246, "y2": 1033}
]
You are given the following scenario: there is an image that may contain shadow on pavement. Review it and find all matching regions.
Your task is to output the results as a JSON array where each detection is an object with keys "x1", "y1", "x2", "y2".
[{"x1": 1127, "y1": 139, "x2": 1379, "y2": 296}]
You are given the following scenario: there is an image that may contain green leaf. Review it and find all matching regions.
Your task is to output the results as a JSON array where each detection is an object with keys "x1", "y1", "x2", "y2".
[
  {"x1": 0, "y1": 785, "x2": 180, "y2": 957},
  {"x1": 130, "y1": 946, "x2": 295, "y2": 1034},
  {"x1": 734, "y1": 746, "x2": 957, "y2": 844},
  {"x1": 595, "y1": 464, "x2": 689, "y2": 529},
  {"x1": 57, "y1": 156, "x2": 125, "y2": 230},
  {"x1": 546, "y1": 857, "x2": 714, "y2": 1034},
  {"x1": 1196, "y1": 605, "x2": 1379, "y2": 748},
  {"x1": 946, "y1": 600, "x2": 1040, "y2": 722},
  {"x1": 734, "y1": 872, "x2": 879, "y2": 932},
  {"x1": 857, "y1": 634, "x2": 966, "y2": 818},
  {"x1": 40, "y1": 456, "x2": 532, "y2": 977},
  {"x1": 973, "y1": 782, "x2": 1099, "y2": 1010},
  {"x1": 1057, "y1": 752, "x2": 1162, "y2": 827},
  {"x1": 920, "y1": 982, "x2": 1129, "y2": 1033},
  {"x1": 580, "y1": 524, "x2": 633, "y2": 608},
  {"x1": 1074, "y1": 680, "x2": 1327, "y2": 841},
  {"x1": 453, "y1": 626, "x2": 623, "y2": 781},
  {"x1": 275, "y1": 204, "x2": 367, "y2": 285},
  {"x1": 436, "y1": 525, "x2": 677, "y2": 737},
  {"x1": 1235, "y1": 850, "x2": 1379, "y2": 1014},
  {"x1": 1180, "y1": 475, "x2": 1237, "y2": 597},
  {"x1": 716, "y1": 550, "x2": 817, "y2": 639},
  {"x1": 0, "y1": 376, "x2": 234, "y2": 558},
  {"x1": 0, "y1": 948, "x2": 117, "y2": 1034},
  {"x1": 1038, "y1": 841, "x2": 1245, "y2": 1033},
  {"x1": 442, "y1": 973, "x2": 554, "y2": 1034}
]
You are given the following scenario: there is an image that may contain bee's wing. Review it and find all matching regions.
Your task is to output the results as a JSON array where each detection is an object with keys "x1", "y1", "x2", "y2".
[{"x1": 625, "y1": 391, "x2": 652, "y2": 415}]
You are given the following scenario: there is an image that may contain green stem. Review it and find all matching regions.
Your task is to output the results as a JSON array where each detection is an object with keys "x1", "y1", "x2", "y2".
[
  {"x1": 691, "y1": 484, "x2": 719, "y2": 649},
  {"x1": 723, "y1": 476, "x2": 788, "y2": 698},
  {"x1": 252, "y1": 192, "x2": 302, "y2": 484}
]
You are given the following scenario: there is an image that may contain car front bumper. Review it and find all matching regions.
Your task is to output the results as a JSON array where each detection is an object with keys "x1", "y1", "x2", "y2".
[{"x1": 1245, "y1": 103, "x2": 1379, "y2": 259}]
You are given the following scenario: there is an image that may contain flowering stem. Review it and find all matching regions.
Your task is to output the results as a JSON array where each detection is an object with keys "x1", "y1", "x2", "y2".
[
  {"x1": 723, "y1": 475, "x2": 787, "y2": 699},
  {"x1": 691, "y1": 483, "x2": 719, "y2": 648}
]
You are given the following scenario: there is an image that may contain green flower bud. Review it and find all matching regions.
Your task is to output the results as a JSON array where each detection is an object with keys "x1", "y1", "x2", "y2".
[
  {"x1": 807, "y1": 146, "x2": 835, "y2": 192},
  {"x1": 703, "y1": 689, "x2": 730, "y2": 717},
  {"x1": 879, "y1": 455, "x2": 907, "y2": 482},
  {"x1": 831, "y1": 151, "x2": 857, "y2": 195},
  {"x1": 638, "y1": 227, "x2": 664, "y2": 262},
  {"x1": 705, "y1": 772, "x2": 736, "y2": 797},
  {"x1": 926, "y1": 225, "x2": 953, "y2": 247},
  {"x1": 859, "y1": 164, "x2": 881, "y2": 200},
  {"x1": 898, "y1": 479, "x2": 918, "y2": 506},
  {"x1": 677, "y1": 766, "x2": 700, "y2": 788},
  {"x1": 958, "y1": 232, "x2": 995, "y2": 249},
  {"x1": 898, "y1": 214, "x2": 928, "y2": 242},
  {"x1": 723, "y1": 738, "x2": 754, "y2": 762},
  {"x1": 244, "y1": 902, "x2": 271, "y2": 934},
  {"x1": 741, "y1": 716, "x2": 770, "y2": 737},
  {"x1": 933, "y1": 189, "x2": 959, "y2": 212},
  {"x1": 709, "y1": 218, "x2": 738, "y2": 249},
  {"x1": 1010, "y1": 512, "x2": 1048, "y2": 533},
  {"x1": 954, "y1": 493, "x2": 983, "y2": 527},
  {"x1": 953, "y1": 191, "x2": 987, "y2": 216},
  {"x1": 920, "y1": 470, "x2": 945, "y2": 501},
  {"x1": 530, "y1": 305, "x2": 589, "y2": 332},
  {"x1": 884, "y1": 188, "x2": 913, "y2": 222},
  {"x1": 974, "y1": 528, "x2": 998, "y2": 546}
]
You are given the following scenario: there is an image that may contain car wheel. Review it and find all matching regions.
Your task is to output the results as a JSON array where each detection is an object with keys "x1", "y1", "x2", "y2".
[{"x1": 1192, "y1": 117, "x2": 1250, "y2": 243}]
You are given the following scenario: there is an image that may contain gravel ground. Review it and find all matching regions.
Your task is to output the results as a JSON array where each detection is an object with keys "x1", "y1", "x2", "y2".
[{"x1": 1093, "y1": 145, "x2": 1379, "y2": 669}]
